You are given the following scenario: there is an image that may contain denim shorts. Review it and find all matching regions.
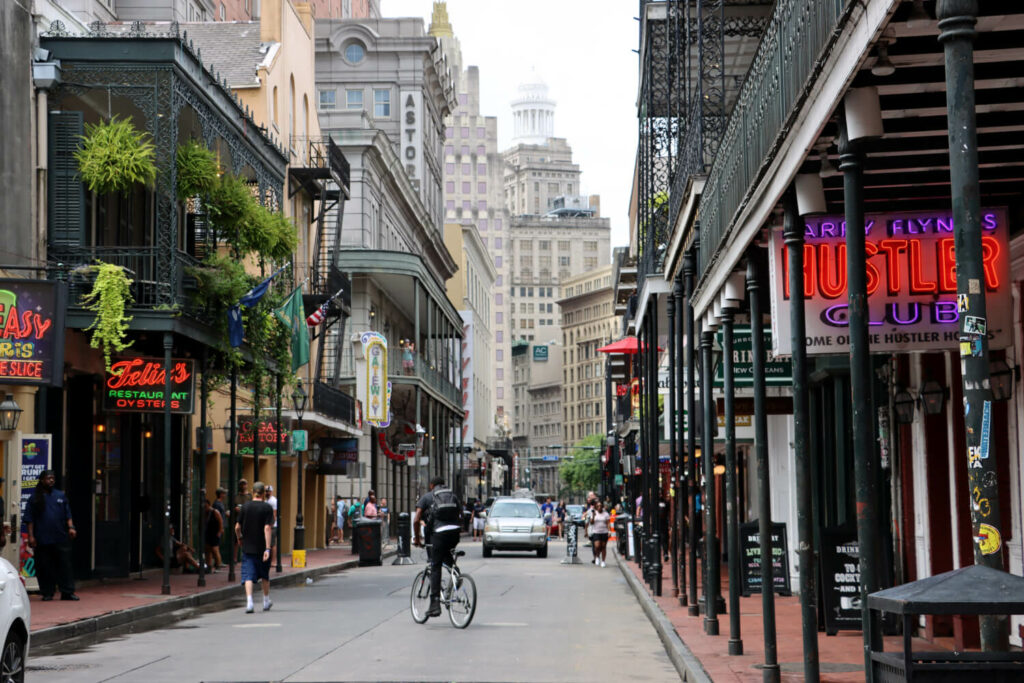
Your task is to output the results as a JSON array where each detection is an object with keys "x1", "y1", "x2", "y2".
[{"x1": 240, "y1": 552, "x2": 270, "y2": 583}]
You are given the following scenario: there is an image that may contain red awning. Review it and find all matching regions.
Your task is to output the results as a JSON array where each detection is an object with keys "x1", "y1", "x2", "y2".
[{"x1": 597, "y1": 337, "x2": 663, "y2": 354}]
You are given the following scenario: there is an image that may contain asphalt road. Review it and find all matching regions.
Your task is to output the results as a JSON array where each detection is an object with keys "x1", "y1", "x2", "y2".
[{"x1": 27, "y1": 540, "x2": 679, "y2": 683}]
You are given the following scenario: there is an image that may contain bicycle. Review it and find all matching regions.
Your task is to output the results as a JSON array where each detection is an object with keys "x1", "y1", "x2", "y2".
[{"x1": 410, "y1": 544, "x2": 477, "y2": 628}]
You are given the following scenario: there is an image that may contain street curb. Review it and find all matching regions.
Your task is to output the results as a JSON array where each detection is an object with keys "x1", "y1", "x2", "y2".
[
  {"x1": 31, "y1": 550, "x2": 395, "y2": 654},
  {"x1": 613, "y1": 549, "x2": 713, "y2": 683}
]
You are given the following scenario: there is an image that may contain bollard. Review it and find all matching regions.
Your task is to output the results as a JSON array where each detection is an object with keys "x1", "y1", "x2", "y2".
[
  {"x1": 561, "y1": 519, "x2": 583, "y2": 565},
  {"x1": 392, "y1": 511, "x2": 414, "y2": 565}
]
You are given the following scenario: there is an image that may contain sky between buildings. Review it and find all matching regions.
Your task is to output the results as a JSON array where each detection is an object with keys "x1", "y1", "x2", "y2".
[{"x1": 382, "y1": 0, "x2": 638, "y2": 251}]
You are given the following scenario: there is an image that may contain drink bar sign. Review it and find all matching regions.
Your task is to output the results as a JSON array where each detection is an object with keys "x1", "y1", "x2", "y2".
[
  {"x1": 103, "y1": 357, "x2": 196, "y2": 414},
  {"x1": 768, "y1": 209, "x2": 1011, "y2": 355},
  {"x1": 738, "y1": 521, "x2": 792, "y2": 597}
]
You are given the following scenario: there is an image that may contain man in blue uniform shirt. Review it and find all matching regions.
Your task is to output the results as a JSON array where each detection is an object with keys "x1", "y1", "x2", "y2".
[{"x1": 23, "y1": 469, "x2": 79, "y2": 601}]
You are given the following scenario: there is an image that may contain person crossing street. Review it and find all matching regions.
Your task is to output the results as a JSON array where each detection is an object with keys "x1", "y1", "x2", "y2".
[
  {"x1": 412, "y1": 476, "x2": 462, "y2": 618},
  {"x1": 236, "y1": 481, "x2": 275, "y2": 614}
]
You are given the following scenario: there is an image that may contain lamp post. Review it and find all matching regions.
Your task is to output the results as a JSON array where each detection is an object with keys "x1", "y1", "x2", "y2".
[{"x1": 292, "y1": 380, "x2": 307, "y2": 552}]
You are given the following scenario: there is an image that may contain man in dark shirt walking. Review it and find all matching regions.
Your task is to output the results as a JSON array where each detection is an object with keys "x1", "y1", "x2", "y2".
[
  {"x1": 23, "y1": 470, "x2": 78, "y2": 601},
  {"x1": 235, "y1": 481, "x2": 274, "y2": 613}
]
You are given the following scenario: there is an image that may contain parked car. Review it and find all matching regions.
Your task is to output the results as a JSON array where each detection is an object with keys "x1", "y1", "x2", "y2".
[
  {"x1": 1, "y1": 556, "x2": 29, "y2": 683},
  {"x1": 482, "y1": 497, "x2": 548, "y2": 558},
  {"x1": 566, "y1": 504, "x2": 585, "y2": 522}
]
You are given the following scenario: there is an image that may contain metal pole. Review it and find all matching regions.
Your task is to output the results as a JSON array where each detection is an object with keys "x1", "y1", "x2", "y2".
[
  {"x1": 839, "y1": 115, "x2": 882, "y2": 675},
  {"x1": 294, "y1": 412, "x2": 305, "y2": 551},
  {"x1": 783, "y1": 189, "x2": 819, "y2": 678},
  {"x1": 700, "y1": 324, "x2": 718, "y2": 635},
  {"x1": 684, "y1": 249, "x2": 699, "y2": 616},
  {"x1": 748, "y1": 251, "x2": 779, "y2": 683},
  {"x1": 228, "y1": 369, "x2": 237, "y2": 582},
  {"x1": 674, "y1": 276, "x2": 687, "y2": 607},
  {"x1": 721, "y1": 300, "x2": 742, "y2": 654},
  {"x1": 161, "y1": 332, "x2": 173, "y2": 595},
  {"x1": 938, "y1": 0, "x2": 1007, "y2": 651},
  {"x1": 252, "y1": 378, "x2": 260, "y2": 487},
  {"x1": 275, "y1": 374, "x2": 283, "y2": 573},
  {"x1": 667, "y1": 289, "x2": 679, "y2": 599},
  {"x1": 197, "y1": 351, "x2": 208, "y2": 587},
  {"x1": 649, "y1": 299, "x2": 662, "y2": 595}
]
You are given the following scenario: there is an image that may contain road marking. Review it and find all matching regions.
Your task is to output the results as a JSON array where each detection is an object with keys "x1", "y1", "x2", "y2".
[
  {"x1": 232, "y1": 623, "x2": 281, "y2": 628},
  {"x1": 482, "y1": 622, "x2": 529, "y2": 627}
]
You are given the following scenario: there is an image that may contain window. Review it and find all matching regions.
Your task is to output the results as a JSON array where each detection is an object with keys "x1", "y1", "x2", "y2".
[
  {"x1": 539, "y1": 240, "x2": 550, "y2": 251},
  {"x1": 445, "y1": 200, "x2": 455, "y2": 210},
  {"x1": 220, "y1": 2, "x2": 225, "y2": 19},
  {"x1": 494, "y1": 237, "x2": 502, "y2": 249},
  {"x1": 584, "y1": 257, "x2": 597, "y2": 269},
  {"x1": 477, "y1": 145, "x2": 486, "y2": 155},
  {"x1": 585, "y1": 240, "x2": 598, "y2": 252},
  {"x1": 462, "y1": 163, "x2": 471, "y2": 174},
  {"x1": 478, "y1": 182, "x2": 486, "y2": 193},
  {"x1": 445, "y1": 181, "x2": 455, "y2": 193},
  {"x1": 344, "y1": 41, "x2": 365, "y2": 64},
  {"x1": 477, "y1": 163, "x2": 487, "y2": 175},
  {"x1": 459, "y1": 93, "x2": 468, "y2": 105},
  {"x1": 479, "y1": 219, "x2": 488, "y2": 230},
  {"x1": 445, "y1": 163, "x2": 455, "y2": 174},
  {"x1": 496, "y1": 331, "x2": 503, "y2": 342},
  {"x1": 445, "y1": 145, "x2": 454, "y2": 156},
  {"x1": 476, "y1": 127, "x2": 486, "y2": 138},
  {"x1": 373, "y1": 89, "x2": 391, "y2": 118},
  {"x1": 559, "y1": 256, "x2": 571, "y2": 267},
  {"x1": 496, "y1": 368, "x2": 503, "y2": 380},
  {"x1": 495, "y1": 256, "x2": 502, "y2": 267},
  {"x1": 521, "y1": 240, "x2": 532, "y2": 251},
  {"x1": 460, "y1": 145, "x2": 470, "y2": 156},
  {"x1": 462, "y1": 200, "x2": 471, "y2": 210},
  {"x1": 496, "y1": 350, "x2": 504, "y2": 361},
  {"x1": 461, "y1": 127, "x2": 470, "y2": 138},
  {"x1": 558, "y1": 240, "x2": 571, "y2": 251},
  {"x1": 548, "y1": 183, "x2": 559, "y2": 194},
  {"x1": 496, "y1": 293, "x2": 503, "y2": 304},
  {"x1": 462, "y1": 182, "x2": 471, "y2": 193},
  {"x1": 478, "y1": 200, "x2": 487, "y2": 211},
  {"x1": 318, "y1": 89, "x2": 336, "y2": 110},
  {"x1": 496, "y1": 275, "x2": 502, "y2": 286},
  {"x1": 496, "y1": 312, "x2": 503, "y2": 324},
  {"x1": 520, "y1": 287, "x2": 526, "y2": 296}
]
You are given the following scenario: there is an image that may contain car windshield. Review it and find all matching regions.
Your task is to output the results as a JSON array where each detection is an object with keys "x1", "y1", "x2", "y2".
[
  {"x1": 567, "y1": 505, "x2": 584, "y2": 514},
  {"x1": 490, "y1": 501, "x2": 541, "y2": 518}
]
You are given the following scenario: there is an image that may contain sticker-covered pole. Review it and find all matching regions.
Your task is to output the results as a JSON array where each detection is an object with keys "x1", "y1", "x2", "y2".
[{"x1": 938, "y1": 0, "x2": 1006, "y2": 650}]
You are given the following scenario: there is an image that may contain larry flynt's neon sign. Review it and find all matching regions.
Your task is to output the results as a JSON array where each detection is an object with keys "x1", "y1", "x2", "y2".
[{"x1": 767, "y1": 209, "x2": 1010, "y2": 356}]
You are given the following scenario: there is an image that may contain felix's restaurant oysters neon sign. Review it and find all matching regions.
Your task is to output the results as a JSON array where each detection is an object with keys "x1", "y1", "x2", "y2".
[{"x1": 768, "y1": 209, "x2": 1010, "y2": 356}]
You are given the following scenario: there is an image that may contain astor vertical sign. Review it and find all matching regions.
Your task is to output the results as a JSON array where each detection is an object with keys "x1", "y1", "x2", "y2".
[
  {"x1": 402, "y1": 90, "x2": 423, "y2": 195},
  {"x1": 768, "y1": 209, "x2": 1011, "y2": 355},
  {"x1": 0, "y1": 279, "x2": 65, "y2": 386}
]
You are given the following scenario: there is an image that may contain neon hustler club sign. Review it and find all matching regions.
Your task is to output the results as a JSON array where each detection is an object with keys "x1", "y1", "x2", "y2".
[{"x1": 768, "y1": 209, "x2": 1010, "y2": 356}]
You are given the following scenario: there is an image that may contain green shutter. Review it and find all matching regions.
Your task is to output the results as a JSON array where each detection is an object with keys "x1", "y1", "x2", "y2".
[{"x1": 48, "y1": 111, "x2": 85, "y2": 247}]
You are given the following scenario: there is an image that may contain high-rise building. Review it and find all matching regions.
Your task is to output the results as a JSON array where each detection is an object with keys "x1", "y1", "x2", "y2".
[
  {"x1": 558, "y1": 265, "x2": 617, "y2": 446},
  {"x1": 430, "y1": 2, "x2": 512, "y2": 430}
]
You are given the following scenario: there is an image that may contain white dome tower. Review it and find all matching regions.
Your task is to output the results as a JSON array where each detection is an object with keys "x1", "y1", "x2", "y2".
[{"x1": 511, "y1": 70, "x2": 556, "y2": 145}]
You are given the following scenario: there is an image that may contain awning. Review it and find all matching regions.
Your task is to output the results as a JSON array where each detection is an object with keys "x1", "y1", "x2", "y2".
[{"x1": 597, "y1": 336, "x2": 663, "y2": 354}]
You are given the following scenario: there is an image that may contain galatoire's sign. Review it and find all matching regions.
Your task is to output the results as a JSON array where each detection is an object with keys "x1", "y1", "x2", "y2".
[
  {"x1": 357, "y1": 331, "x2": 391, "y2": 428},
  {"x1": 103, "y1": 357, "x2": 196, "y2": 414},
  {"x1": 768, "y1": 208, "x2": 1011, "y2": 356},
  {"x1": 0, "y1": 279, "x2": 66, "y2": 386}
]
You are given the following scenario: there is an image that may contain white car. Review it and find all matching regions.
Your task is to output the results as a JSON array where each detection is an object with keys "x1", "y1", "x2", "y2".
[{"x1": 0, "y1": 556, "x2": 29, "y2": 683}]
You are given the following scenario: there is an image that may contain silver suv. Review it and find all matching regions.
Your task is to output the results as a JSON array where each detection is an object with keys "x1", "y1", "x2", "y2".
[{"x1": 482, "y1": 497, "x2": 548, "y2": 558}]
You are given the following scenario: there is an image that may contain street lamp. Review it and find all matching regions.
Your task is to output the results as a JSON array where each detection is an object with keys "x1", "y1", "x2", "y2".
[
  {"x1": 990, "y1": 359, "x2": 1016, "y2": 401},
  {"x1": 291, "y1": 380, "x2": 308, "y2": 551},
  {"x1": 894, "y1": 388, "x2": 916, "y2": 424},
  {"x1": 918, "y1": 381, "x2": 947, "y2": 416},
  {"x1": 0, "y1": 395, "x2": 23, "y2": 431}
]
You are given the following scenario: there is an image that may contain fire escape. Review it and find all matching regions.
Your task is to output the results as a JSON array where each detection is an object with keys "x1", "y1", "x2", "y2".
[{"x1": 289, "y1": 136, "x2": 355, "y2": 424}]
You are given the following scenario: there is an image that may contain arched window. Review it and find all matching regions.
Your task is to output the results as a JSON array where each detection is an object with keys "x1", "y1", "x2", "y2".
[
  {"x1": 302, "y1": 94, "x2": 309, "y2": 139},
  {"x1": 271, "y1": 86, "x2": 278, "y2": 127},
  {"x1": 289, "y1": 75, "x2": 296, "y2": 142}
]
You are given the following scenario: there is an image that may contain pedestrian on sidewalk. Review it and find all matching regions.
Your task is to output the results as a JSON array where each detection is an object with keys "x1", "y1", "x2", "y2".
[
  {"x1": 156, "y1": 524, "x2": 202, "y2": 573},
  {"x1": 236, "y1": 481, "x2": 274, "y2": 614},
  {"x1": 24, "y1": 470, "x2": 78, "y2": 601},
  {"x1": 541, "y1": 497, "x2": 554, "y2": 539},
  {"x1": 379, "y1": 498, "x2": 390, "y2": 535},
  {"x1": 364, "y1": 493, "x2": 378, "y2": 518},
  {"x1": 203, "y1": 498, "x2": 223, "y2": 572},
  {"x1": 332, "y1": 495, "x2": 344, "y2": 544},
  {"x1": 555, "y1": 500, "x2": 566, "y2": 539},
  {"x1": 266, "y1": 485, "x2": 279, "y2": 553},
  {"x1": 471, "y1": 499, "x2": 485, "y2": 541},
  {"x1": 589, "y1": 501, "x2": 611, "y2": 567}
]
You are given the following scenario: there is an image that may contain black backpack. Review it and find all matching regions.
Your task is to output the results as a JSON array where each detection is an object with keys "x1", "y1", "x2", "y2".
[{"x1": 430, "y1": 487, "x2": 460, "y2": 529}]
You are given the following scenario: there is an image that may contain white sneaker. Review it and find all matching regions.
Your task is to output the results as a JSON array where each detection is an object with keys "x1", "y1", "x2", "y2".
[
  {"x1": 263, "y1": 599, "x2": 273, "y2": 611},
  {"x1": 600, "y1": 560, "x2": 606, "y2": 568}
]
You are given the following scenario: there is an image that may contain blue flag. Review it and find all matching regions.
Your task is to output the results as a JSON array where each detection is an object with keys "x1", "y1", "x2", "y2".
[{"x1": 227, "y1": 265, "x2": 289, "y2": 348}]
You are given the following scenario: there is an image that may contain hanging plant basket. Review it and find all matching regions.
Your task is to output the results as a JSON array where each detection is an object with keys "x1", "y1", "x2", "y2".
[
  {"x1": 75, "y1": 116, "x2": 157, "y2": 195},
  {"x1": 82, "y1": 262, "x2": 135, "y2": 372},
  {"x1": 176, "y1": 139, "x2": 219, "y2": 201}
]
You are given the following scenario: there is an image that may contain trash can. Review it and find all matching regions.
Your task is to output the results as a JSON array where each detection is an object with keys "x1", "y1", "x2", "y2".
[
  {"x1": 614, "y1": 513, "x2": 631, "y2": 557},
  {"x1": 353, "y1": 518, "x2": 383, "y2": 566}
]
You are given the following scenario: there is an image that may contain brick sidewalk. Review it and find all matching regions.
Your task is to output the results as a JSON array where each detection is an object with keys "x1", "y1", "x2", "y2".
[
  {"x1": 619, "y1": 552, "x2": 954, "y2": 682},
  {"x1": 29, "y1": 541, "x2": 376, "y2": 635}
]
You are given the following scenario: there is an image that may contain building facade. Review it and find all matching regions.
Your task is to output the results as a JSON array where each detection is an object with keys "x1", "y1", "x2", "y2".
[
  {"x1": 430, "y1": 3, "x2": 512, "y2": 428},
  {"x1": 559, "y1": 265, "x2": 616, "y2": 446},
  {"x1": 510, "y1": 340, "x2": 563, "y2": 492},
  {"x1": 316, "y1": 14, "x2": 464, "y2": 513}
]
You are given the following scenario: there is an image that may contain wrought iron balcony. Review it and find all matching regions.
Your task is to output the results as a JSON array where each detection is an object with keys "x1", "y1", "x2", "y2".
[
  {"x1": 696, "y1": 0, "x2": 847, "y2": 278},
  {"x1": 391, "y1": 348, "x2": 460, "y2": 407},
  {"x1": 312, "y1": 381, "x2": 356, "y2": 425}
]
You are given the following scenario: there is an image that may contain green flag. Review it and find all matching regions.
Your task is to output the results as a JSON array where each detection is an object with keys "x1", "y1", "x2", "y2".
[{"x1": 273, "y1": 286, "x2": 310, "y2": 372}]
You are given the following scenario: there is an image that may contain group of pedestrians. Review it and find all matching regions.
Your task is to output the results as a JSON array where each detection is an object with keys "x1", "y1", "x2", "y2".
[{"x1": 329, "y1": 491, "x2": 390, "y2": 544}]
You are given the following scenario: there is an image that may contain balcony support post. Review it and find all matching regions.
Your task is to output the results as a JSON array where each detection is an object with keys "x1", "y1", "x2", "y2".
[
  {"x1": 161, "y1": 332, "x2": 173, "y2": 596},
  {"x1": 197, "y1": 349, "x2": 208, "y2": 587},
  {"x1": 783, "y1": 189, "x2": 819, "y2": 679},
  {"x1": 839, "y1": 116, "x2": 882, "y2": 678},
  {"x1": 683, "y1": 249, "x2": 700, "y2": 616},
  {"x1": 721, "y1": 299, "x2": 742, "y2": 655},
  {"x1": 674, "y1": 275, "x2": 687, "y2": 607},
  {"x1": 700, "y1": 325, "x2": 718, "y2": 635},
  {"x1": 648, "y1": 298, "x2": 662, "y2": 596},
  {"x1": 275, "y1": 373, "x2": 283, "y2": 573},
  {"x1": 667, "y1": 288, "x2": 679, "y2": 599},
  {"x1": 228, "y1": 368, "x2": 238, "y2": 582},
  {"x1": 938, "y1": 0, "x2": 1007, "y2": 651},
  {"x1": 748, "y1": 250, "x2": 779, "y2": 683}
]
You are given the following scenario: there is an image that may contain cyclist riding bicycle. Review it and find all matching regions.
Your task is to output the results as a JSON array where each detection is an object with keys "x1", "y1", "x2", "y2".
[{"x1": 413, "y1": 475, "x2": 462, "y2": 618}]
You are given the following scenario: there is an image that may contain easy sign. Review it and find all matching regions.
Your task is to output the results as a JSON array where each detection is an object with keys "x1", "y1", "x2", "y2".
[{"x1": 768, "y1": 209, "x2": 1010, "y2": 356}]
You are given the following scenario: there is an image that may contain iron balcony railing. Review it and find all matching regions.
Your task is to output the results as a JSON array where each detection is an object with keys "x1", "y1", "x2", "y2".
[
  {"x1": 696, "y1": 0, "x2": 849, "y2": 277},
  {"x1": 313, "y1": 381, "x2": 356, "y2": 425},
  {"x1": 341, "y1": 343, "x2": 460, "y2": 407}
]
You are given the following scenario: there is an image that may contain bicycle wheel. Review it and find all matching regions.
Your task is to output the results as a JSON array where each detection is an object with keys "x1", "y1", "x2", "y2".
[
  {"x1": 410, "y1": 570, "x2": 431, "y2": 623},
  {"x1": 447, "y1": 572, "x2": 477, "y2": 629}
]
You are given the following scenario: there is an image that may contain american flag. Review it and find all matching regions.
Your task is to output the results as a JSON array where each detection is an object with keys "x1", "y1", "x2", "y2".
[{"x1": 306, "y1": 299, "x2": 330, "y2": 327}]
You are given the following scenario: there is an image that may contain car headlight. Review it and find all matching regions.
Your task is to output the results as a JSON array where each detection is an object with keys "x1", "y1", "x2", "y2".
[
  {"x1": 485, "y1": 520, "x2": 498, "y2": 532},
  {"x1": 532, "y1": 521, "x2": 546, "y2": 533}
]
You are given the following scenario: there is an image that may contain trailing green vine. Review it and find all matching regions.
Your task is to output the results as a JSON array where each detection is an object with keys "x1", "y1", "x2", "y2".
[
  {"x1": 81, "y1": 262, "x2": 135, "y2": 372},
  {"x1": 75, "y1": 116, "x2": 157, "y2": 195}
]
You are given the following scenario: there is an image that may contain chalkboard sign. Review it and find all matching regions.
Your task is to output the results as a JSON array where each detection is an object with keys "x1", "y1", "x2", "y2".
[
  {"x1": 738, "y1": 521, "x2": 792, "y2": 597},
  {"x1": 819, "y1": 526, "x2": 862, "y2": 635}
]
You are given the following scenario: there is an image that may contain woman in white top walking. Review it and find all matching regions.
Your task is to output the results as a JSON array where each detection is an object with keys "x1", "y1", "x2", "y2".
[{"x1": 588, "y1": 501, "x2": 612, "y2": 567}]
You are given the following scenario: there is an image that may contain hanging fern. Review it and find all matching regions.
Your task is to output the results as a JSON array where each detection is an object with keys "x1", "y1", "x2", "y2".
[
  {"x1": 75, "y1": 116, "x2": 157, "y2": 195},
  {"x1": 82, "y1": 262, "x2": 135, "y2": 372},
  {"x1": 176, "y1": 139, "x2": 219, "y2": 200}
]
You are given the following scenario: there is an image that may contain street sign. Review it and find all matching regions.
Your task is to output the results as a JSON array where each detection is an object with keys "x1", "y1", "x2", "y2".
[
  {"x1": 533, "y1": 345, "x2": 549, "y2": 361},
  {"x1": 541, "y1": 455, "x2": 559, "y2": 462},
  {"x1": 292, "y1": 429, "x2": 308, "y2": 452},
  {"x1": 713, "y1": 326, "x2": 791, "y2": 387}
]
